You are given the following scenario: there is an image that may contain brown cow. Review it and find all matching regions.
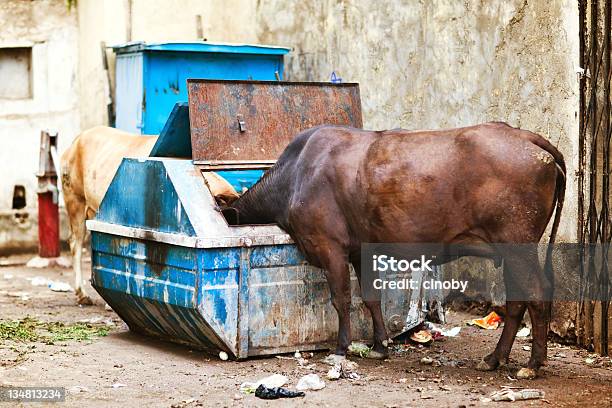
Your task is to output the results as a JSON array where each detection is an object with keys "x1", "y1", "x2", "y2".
[
  {"x1": 226, "y1": 122, "x2": 565, "y2": 379},
  {"x1": 61, "y1": 126, "x2": 239, "y2": 305}
]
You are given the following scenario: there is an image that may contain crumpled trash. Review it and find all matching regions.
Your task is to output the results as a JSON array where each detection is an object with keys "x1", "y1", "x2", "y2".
[
  {"x1": 68, "y1": 385, "x2": 89, "y2": 393},
  {"x1": 327, "y1": 360, "x2": 360, "y2": 380},
  {"x1": 348, "y1": 341, "x2": 371, "y2": 358},
  {"x1": 410, "y1": 329, "x2": 433, "y2": 344},
  {"x1": 240, "y1": 374, "x2": 288, "y2": 393},
  {"x1": 322, "y1": 354, "x2": 349, "y2": 366},
  {"x1": 516, "y1": 327, "x2": 531, "y2": 337},
  {"x1": 490, "y1": 388, "x2": 545, "y2": 402},
  {"x1": 110, "y1": 383, "x2": 127, "y2": 389},
  {"x1": 467, "y1": 311, "x2": 503, "y2": 330},
  {"x1": 48, "y1": 281, "x2": 72, "y2": 292},
  {"x1": 296, "y1": 374, "x2": 326, "y2": 391},
  {"x1": 425, "y1": 322, "x2": 461, "y2": 338},
  {"x1": 442, "y1": 326, "x2": 461, "y2": 337},
  {"x1": 420, "y1": 356, "x2": 434, "y2": 365},
  {"x1": 29, "y1": 276, "x2": 50, "y2": 286},
  {"x1": 218, "y1": 351, "x2": 228, "y2": 361},
  {"x1": 254, "y1": 385, "x2": 305, "y2": 399}
]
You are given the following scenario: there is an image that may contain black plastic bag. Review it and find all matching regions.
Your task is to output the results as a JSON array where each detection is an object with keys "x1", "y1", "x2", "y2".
[{"x1": 254, "y1": 384, "x2": 305, "y2": 399}]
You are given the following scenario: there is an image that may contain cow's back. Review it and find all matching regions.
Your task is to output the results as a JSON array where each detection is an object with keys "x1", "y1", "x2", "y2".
[
  {"x1": 288, "y1": 123, "x2": 559, "y2": 245},
  {"x1": 61, "y1": 126, "x2": 157, "y2": 213}
]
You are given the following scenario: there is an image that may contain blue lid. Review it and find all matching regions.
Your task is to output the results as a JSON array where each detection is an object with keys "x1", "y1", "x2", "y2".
[{"x1": 111, "y1": 41, "x2": 291, "y2": 55}]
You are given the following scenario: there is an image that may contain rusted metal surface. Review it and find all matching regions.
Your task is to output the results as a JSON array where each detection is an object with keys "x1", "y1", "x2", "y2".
[{"x1": 187, "y1": 80, "x2": 363, "y2": 161}]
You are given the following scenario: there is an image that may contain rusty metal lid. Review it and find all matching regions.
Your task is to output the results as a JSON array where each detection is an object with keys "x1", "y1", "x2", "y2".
[{"x1": 187, "y1": 79, "x2": 362, "y2": 162}]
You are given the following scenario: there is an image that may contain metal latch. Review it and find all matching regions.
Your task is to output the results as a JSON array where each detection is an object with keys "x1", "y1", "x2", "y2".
[{"x1": 237, "y1": 114, "x2": 246, "y2": 132}]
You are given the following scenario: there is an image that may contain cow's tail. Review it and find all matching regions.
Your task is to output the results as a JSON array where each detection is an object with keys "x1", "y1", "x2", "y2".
[{"x1": 526, "y1": 132, "x2": 566, "y2": 288}]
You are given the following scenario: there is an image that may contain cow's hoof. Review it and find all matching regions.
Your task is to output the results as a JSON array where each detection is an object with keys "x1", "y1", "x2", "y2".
[
  {"x1": 366, "y1": 349, "x2": 388, "y2": 360},
  {"x1": 476, "y1": 358, "x2": 498, "y2": 371},
  {"x1": 75, "y1": 289, "x2": 93, "y2": 306},
  {"x1": 516, "y1": 367, "x2": 537, "y2": 379}
]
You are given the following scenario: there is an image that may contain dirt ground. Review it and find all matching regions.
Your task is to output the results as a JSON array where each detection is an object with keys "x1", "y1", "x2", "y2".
[{"x1": 1, "y1": 255, "x2": 611, "y2": 408}]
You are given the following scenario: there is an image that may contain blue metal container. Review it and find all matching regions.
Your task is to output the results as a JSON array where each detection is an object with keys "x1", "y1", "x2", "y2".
[{"x1": 112, "y1": 42, "x2": 290, "y2": 134}]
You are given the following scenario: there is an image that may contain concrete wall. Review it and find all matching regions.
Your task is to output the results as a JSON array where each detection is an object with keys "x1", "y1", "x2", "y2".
[
  {"x1": 255, "y1": 0, "x2": 580, "y2": 242},
  {"x1": 0, "y1": 0, "x2": 79, "y2": 253}
]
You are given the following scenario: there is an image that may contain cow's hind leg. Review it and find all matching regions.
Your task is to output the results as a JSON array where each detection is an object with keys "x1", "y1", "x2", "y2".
[
  {"x1": 351, "y1": 253, "x2": 389, "y2": 359},
  {"x1": 479, "y1": 247, "x2": 549, "y2": 378},
  {"x1": 520, "y1": 300, "x2": 551, "y2": 378}
]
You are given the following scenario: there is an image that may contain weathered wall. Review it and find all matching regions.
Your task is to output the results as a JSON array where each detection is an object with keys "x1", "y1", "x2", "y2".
[
  {"x1": 0, "y1": 0, "x2": 79, "y2": 253},
  {"x1": 256, "y1": 0, "x2": 580, "y2": 242}
]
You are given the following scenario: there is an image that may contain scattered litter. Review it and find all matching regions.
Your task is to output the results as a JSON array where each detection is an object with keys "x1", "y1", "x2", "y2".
[
  {"x1": 522, "y1": 345, "x2": 531, "y2": 351},
  {"x1": 240, "y1": 374, "x2": 288, "y2": 393},
  {"x1": 442, "y1": 326, "x2": 461, "y2": 337},
  {"x1": 420, "y1": 356, "x2": 434, "y2": 365},
  {"x1": 254, "y1": 385, "x2": 304, "y2": 400},
  {"x1": 490, "y1": 388, "x2": 544, "y2": 402},
  {"x1": 296, "y1": 374, "x2": 325, "y2": 391},
  {"x1": 48, "y1": 281, "x2": 72, "y2": 292},
  {"x1": 104, "y1": 303, "x2": 113, "y2": 311},
  {"x1": 29, "y1": 276, "x2": 50, "y2": 286},
  {"x1": 467, "y1": 311, "x2": 503, "y2": 330},
  {"x1": 585, "y1": 357, "x2": 595, "y2": 365},
  {"x1": 110, "y1": 383, "x2": 127, "y2": 389},
  {"x1": 218, "y1": 351, "x2": 229, "y2": 361},
  {"x1": 294, "y1": 350, "x2": 302, "y2": 359},
  {"x1": 410, "y1": 329, "x2": 433, "y2": 344},
  {"x1": 68, "y1": 385, "x2": 89, "y2": 393},
  {"x1": 326, "y1": 360, "x2": 360, "y2": 381},
  {"x1": 438, "y1": 355, "x2": 465, "y2": 368},
  {"x1": 297, "y1": 358, "x2": 315, "y2": 369},
  {"x1": 348, "y1": 341, "x2": 371, "y2": 358},
  {"x1": 3, "y1": 273, "x2": 14, "y2": 279},
  {"x1": 322, "y1": 354, "x2": 350, "y2": 366},
  {"x1": 516, "y1": 327, "x2": 531, "y2": 338},
  {"x1": 425, "y1": 322, "x2": 461, "y2": 338},
  {"x1": 7, "y1": 291, "x2": 30, "y2": 301}
]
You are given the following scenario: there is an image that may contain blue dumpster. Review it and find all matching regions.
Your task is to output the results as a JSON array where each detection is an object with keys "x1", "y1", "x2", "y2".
[
  {"x1": 87, "y1": 80, "x2": 430, "y2": 358},
  {"x1": 112, "y1": 41, "x2": 290, "y2": 134}
]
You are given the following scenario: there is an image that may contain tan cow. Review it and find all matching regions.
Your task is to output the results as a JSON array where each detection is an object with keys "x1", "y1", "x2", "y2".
[{"x1": 61, "y1": 126, "x2": 239, "y2": 304}]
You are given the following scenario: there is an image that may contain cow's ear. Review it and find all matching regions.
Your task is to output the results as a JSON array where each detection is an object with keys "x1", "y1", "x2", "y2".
[{"x1": 220, "y1": 207, "x2": 239, "y2": 225}]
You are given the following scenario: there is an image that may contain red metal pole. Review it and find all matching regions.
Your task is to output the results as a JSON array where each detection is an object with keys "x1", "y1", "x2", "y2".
[
  {"x1": 36, "y1": 130, "x2": 60, "y2": 258},
  {"x1": 37, "y1": 183, "x2": 60, "y2": 258}
]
